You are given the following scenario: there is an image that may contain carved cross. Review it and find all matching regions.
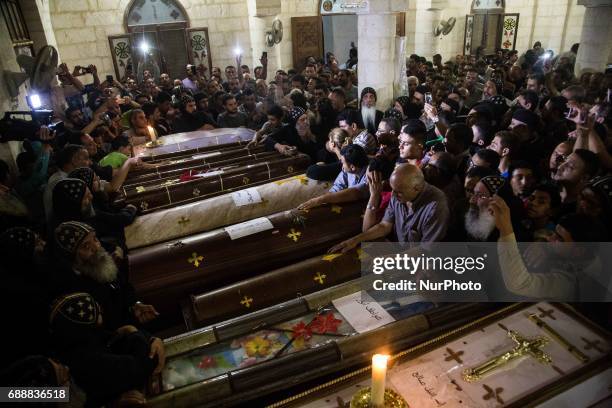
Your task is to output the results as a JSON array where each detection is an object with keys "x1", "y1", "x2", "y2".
[
  {"x1": 188, "y1": 252, "x2": 204, "y2": 267},
  {"x1": 331, "y1": 205, "x2": 342, "y2": 214},
  {"x1": 482, "y1": 384, "x2": 504, "y2": 404},
  {"x1": 287, "y1": 228, "x2": 302, "y2": 242},
  {"x1": 537, "y1": 307, "x2": 556, "y2": 320},
  {"x1": 313, "y1": 272, "x2": 326, "y2": 285},
  {"x1": 178, "y1": 216, "x2": 190, "y2": 227},
  {"x1": 462, "y1": 330, "x2": 551, "y2": 382},
  {"x1": 242, "y1": 176, "x2": 250, "y2": 185},
  {"x1": 193, "y1": 188, "x2": 201, "y2": 197},
  {"x1": 240, "y1": 295, "x2": 253, "y2": 308},
  {"x1": 581, "y1": 337, "x2": 604, "y2": 353},
  {"x1": 139, "y1": 201, "x2": 149, "y2": 211},
  {"x1": 444, "y1": 347, "x2": 465, "y2": 364}
]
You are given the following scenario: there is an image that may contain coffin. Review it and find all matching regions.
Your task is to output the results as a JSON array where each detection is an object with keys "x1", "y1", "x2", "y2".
[
  {"x1": 277, "y1": 302, "x2": 612, "y2": 408},
  {"x1": 184, "y1": 250, "x2": 363, "y2": 329},
  {"x1": 145, "y1": 276, "x2": 505, "y2": 408},
  {"x1": 129, "y1": 202, "x2": 366, "y2": 322},
  {"x1": 121, "y1": 151, "x2": 282, "y2": 196},
  {"x1": 124, "y1": 175, "x2": 332, "y2": 249},
  {"x1": 126, "y1": 145, "x2": 269, "y2": 182},
  {"x1": 117, "y1": 154, "x2": 311, "y2": 213},
  {"x1": 134, "y1": 128, "x2": 255, "y2": 160}
]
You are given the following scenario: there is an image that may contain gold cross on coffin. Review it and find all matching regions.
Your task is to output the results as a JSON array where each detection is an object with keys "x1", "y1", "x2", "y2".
[
  {"x1": 462, "y1": 330, "x2": 552, "y2": 382},
  {"x1": 188, "y1": 252, "x2": 204, "y2": 268}
]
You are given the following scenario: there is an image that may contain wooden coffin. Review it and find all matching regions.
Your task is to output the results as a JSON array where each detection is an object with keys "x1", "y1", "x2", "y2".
[
  {"x1": 117, "y1": 154, "x2": 311, "y2": 213},
  {"x1": 145, "y1": 276, "x2": 504, "y2": 408},
  {"x1": 128, "y1": 202, "x2": 366, "y2": 322},
  {"x1": 124, "y1": 175, "x2": 332, "y2": 250},
  {"x1": 270, "y1": 302, "x2": 612, "y2": 408},
  {"x1": 184, "y1": 250, "x2": 362, "y2": 329},
  {"x1": 126, "y1": 145, "x2": 268, "y2": 182},
  {"x1": 122, "y1": 152, "x2": 281, "y2": 196},
  {"x1": 134, "y1": 128, "x2": 255, "y2": 160}
]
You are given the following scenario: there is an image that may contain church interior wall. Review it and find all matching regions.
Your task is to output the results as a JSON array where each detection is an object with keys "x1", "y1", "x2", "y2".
[
  {"x1": 48, "y1": 0, "x2": 254, "y2": 80},
  {"x1": 0, "y1": 18, "x2": 28, "y2": 115}
]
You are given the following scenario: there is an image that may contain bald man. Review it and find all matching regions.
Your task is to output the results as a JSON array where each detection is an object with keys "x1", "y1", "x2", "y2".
[{"x1": 330, "y1": 164, "x2": 449, "y2": 253}]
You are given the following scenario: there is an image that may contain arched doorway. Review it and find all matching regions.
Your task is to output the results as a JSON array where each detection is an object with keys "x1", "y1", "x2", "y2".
[
  {"x1": 109, "y1": 0, "x2": 212, "y2": 82},
  {"x1": 463, "y1": 0, "x2": 519, "y2": 56},
  {"x1": 125, "y1": 0, "x2": 189, "y2": 82}
]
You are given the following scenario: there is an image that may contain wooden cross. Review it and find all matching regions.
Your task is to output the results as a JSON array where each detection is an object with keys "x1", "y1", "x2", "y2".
[
  {"x1": 444, "y1": 347, "x2": 465, "y2": 364},
  {"x1": 242, "y1": 176, "x2": 250, "y2": 185},
  {"x1": 537, "y1": 307, "x2": 556, "y2": 320},
  {"x1": 482, "y1": 384, "x2": 504, "y2": 404},
  {"x1": 136, "y1": 186, "x2": 146, "y2": 193},
  {"x1": 178, "y1": 216, "x2": 190, "y2": 227},
  {"x1": 188, "y1": 252, "x2": 204, "y2": 267},
  {"x1": 139, "y1": 201, "x2": 149, "y2": 211},
  {"x1": 313, "y1": 272, "x2": 326, "y2": 285},
  {"x1": 193, "y1": 188, "x2": 201, "y2": 197},
  {"x1": 581, "y1": 337, "x2": 604, "y2": 353},
  {"x1": 331, "y1": 205, "x2": 342, "y2": 214},
  {"x1": 462, "y1": 330, "x2": 552, "y2": 382},
  {"x1": 240, "y1": 295, "x2": 253, "y2": 308},
  {"x1": 287, "y1": 228, "x2": 302, "y2": 242}
]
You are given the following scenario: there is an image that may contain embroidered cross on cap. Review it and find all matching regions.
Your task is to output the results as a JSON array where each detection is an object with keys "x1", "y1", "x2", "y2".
[
  {"x1": 480, "y1": 175, "x2": 506, "y2": 195},
  {"x1": 54, "y1": 221, "x2": 94, "y2": 257}
]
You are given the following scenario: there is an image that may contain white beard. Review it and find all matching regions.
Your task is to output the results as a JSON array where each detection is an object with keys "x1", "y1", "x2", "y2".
[
  {"x1": 361, "y1": 105, "x2": 376, "y2": 131},
  {"x1": 465, "y1": 205, "x2": 496, "y2": 241},
  {"x1": 75, "y1": 248, "x2": 118, "y2": 284}
]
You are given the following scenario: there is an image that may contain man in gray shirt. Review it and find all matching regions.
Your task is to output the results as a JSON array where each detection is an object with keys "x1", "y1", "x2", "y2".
[
  {"x1": 329, "y1": 163, "x2": 449, "y2": 252},
  {"x1": 217, "y1": 94, "x2": 248, "y2": 128}
]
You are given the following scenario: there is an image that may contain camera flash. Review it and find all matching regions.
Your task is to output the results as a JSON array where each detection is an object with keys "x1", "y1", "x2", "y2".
[{"x1": 234, "y1": 47, "x2": 242, "y2": 56}]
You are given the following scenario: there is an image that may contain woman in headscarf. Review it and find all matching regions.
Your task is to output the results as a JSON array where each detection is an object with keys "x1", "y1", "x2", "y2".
[
  {"x1": 49, "y1": 292, "x2": 164, "y2": 407},
  {"x1": 264, "y1": 106, "x2": 324, "y2": 161}
]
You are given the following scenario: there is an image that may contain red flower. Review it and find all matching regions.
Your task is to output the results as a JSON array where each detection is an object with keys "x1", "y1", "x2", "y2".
[
  {"x1": 197, "y1": 356, "x2": 217, "y2": 369},
  {"x1": 310, "y1": 312, "x2": 342, "y2": 334},
  {"x1": 292, "y1": 321, "x2": 313, "y2": 340}
]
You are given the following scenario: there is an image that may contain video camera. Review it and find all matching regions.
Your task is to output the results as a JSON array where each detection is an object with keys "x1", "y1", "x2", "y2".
[{"x1": 0, "y1": 110, "x2": 63, "y2": 143}]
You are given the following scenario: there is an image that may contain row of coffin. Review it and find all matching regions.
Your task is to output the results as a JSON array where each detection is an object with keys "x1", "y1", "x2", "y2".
[{"x1": 125, "y1": 131, "x2": 612, "y2": 407}]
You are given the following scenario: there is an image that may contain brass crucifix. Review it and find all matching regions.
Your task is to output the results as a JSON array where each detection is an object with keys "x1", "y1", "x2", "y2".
[{"x1": 462, "y1": 330, "x2": 552, "y2": 382}]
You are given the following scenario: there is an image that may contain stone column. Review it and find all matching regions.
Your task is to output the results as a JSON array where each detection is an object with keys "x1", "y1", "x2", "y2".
[
  {"x1": 575, "y1": 0, "x2": 612, "y2": 74},
  {"x1": 357, "y1": 0, "x2": 408, "y2": 109}
]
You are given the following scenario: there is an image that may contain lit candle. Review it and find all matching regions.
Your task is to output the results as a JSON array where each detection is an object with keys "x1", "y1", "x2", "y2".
[
  {"x1": 147, "y1": 125, "x2": 157, "y2": 142},
  {"x1": 371, "y1": 354, "x2": 388, "y2": 407}
]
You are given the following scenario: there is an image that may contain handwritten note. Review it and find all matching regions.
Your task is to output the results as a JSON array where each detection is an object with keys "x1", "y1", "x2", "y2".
[
  {"x1": 231, "y1": 188, "x2": 263, "y2": 207},
  {"x1": 224, "y1": 217, "x2": 274, "y2": 240},
  {"x1": 332, "y1": 291, "x2": 395, "y2": 333}
]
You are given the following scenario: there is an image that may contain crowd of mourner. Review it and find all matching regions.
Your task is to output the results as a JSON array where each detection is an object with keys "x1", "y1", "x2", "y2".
[{"x1": 0, "y1": 41, "x2": 611, "y2": 405}]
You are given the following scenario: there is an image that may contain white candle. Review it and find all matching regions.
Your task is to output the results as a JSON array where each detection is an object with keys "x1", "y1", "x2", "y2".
[
  {"x1": 147, "y1": 125, "x2": 157, "y2": 142},
  {"x1": 371, "y1": 354, "x2": 388, "y2": 407}
]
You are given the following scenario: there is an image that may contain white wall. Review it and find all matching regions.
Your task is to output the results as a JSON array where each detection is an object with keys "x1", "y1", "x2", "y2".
[
  {"x1": 0, "y1": 18, "x2": 29, "y2": 116},
  {"x1": 323, "y1": 14, "x2": 358, "y2": 67}
]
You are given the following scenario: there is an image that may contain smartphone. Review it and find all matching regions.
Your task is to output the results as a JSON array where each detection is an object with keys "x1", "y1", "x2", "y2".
[
  {"x1": 106, "y1": 75, "x2": 113, "y2": 83},
  {"x1": 425, "y1": 92, "x2": 433, "y2": 104}
]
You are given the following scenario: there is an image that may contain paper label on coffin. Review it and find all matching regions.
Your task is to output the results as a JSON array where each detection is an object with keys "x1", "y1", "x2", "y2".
[
  {"x1": 332, "y1": 291, "x2": 395, "y2": 334},
  {"x1": 224, "y1": 217, "x2": 274, "y2": 240},
  {"x1": 386, "y1": 303, "x2": 611, "y2": 408},
  {"x1": 231, "y1": 188, "x2": 263, "y2": 207}
]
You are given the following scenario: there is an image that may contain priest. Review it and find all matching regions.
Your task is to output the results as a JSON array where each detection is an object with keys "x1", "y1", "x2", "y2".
[
  {"x1": 53, "y1": 221, "x2": 159, "y2": 330},
  {"x1": 360, "y1": 87, "x2": 383, "y2": 136}
]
